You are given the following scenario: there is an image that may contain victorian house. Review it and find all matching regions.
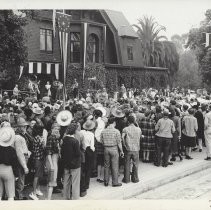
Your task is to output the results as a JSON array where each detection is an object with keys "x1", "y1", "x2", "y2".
[{"x1": 21, "y1": 10, "x2": 168, "y2": 94}]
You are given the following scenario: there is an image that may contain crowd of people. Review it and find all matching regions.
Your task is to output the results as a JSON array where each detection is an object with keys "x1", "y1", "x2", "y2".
[{"x1": 0, "y1": 85, "x2": 211, "y2": 201}]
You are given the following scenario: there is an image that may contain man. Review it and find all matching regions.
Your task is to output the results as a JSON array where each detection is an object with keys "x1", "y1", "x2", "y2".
[
  {"x1": 61, "y1": 123, "x2": 81, "y2": 200},
  {"x1": 72, "y1": 78, "x2": 79, "y2": 99},
  {"x1": 14, "y1": 118, "x2": 31, "y2": 200},
  {"x1": 13, "y1": 84, "x2": 19, "y2": 97},
  {"x1": 122, "y1": 116, "x2": 142, "y2": 183},
  {"x1": 100, "y1": 117, "x2": 124, "y2": 187},
  {"x1": 155, "y1": 111, "x2": 175, "y2": 167},
  {"x1": 193, "y1": 103, "x2": 204, "y2": 152}
]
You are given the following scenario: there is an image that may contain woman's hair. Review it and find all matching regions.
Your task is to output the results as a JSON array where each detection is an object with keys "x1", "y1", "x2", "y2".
[
  {"x1": 32, "y1": 123, "x2": 43, "y2": 137},
  {"x1": 66, "y1": 123, "x2": 78, "y2": 135}
]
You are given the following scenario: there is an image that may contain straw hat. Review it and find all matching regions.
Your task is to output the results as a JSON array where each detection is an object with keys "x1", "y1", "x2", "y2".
[
  {"x1": 56, "y1": 110, "x2": 73, "y2": 126},
  {"x1": 16, "y1": 118, "x2": 29, "y2": 127},
  {"x1": 83, "y1": 120, "x2": 96, "y2": 130},
  {"x1": 95, "y1": 107, "x2": 107, "y2": 117},
  {"x1": 33, "y1": 107, "x2": 43, "y2": 115},
  {"x1": 111, "y1": 108, "x2": 125, "y2": 118},
  {"x1": 0, "y1": 127, "x2": 15, "y2": 147}
]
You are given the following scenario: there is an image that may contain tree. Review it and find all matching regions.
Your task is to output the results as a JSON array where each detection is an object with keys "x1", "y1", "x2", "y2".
[
  {"x1": 133, "y1": 16, "x2": 167, "y2": 66},
  {"x1": 160, "y1": 41, "x2": 179, "y2": 86},
  {"x1": 0, "y1": 10, "x2": 33, "y2": 89},
  {"x1": 175, "y1": 50, "x2": 202, "y2": 89},
  {"x1": 185, "y1": 9, "x2": 211, "y2": 86},
  {"x1": 133, "y1": 16, "x2": 179, "y2": 87}
]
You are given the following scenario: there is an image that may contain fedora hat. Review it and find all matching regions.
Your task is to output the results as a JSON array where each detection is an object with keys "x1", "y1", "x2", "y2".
[
  {"x1": 83, "y1": 120, "x2": 96, "y2": 130},
  {"x1": 95, "y1": 107, "x2": 107, "y2": 117},
  {"x1": 111, "y1": 108, "x2": 125, "y2": 118},
  {"x1": 33, "y1": 107, "x2": 43, "y2": 115},
  {"x1": 56, "y1": 110, "x2": 73, "y2": 126},
  {"x1": 16, "y1": 118, "x2": 29, "y2": 127},
  {"x1": 0, "y1": 127, "x2": 15, "y2": 147}
]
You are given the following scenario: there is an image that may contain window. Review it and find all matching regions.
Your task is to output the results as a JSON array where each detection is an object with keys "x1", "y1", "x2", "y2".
[
  {"x1": 70, "y1": 32, "x2": 81, "y2": 63},
  {"x1": 127, "y1": 46, "x2": 133, "y2": 61},
  {"x1": 87, "y1": 34, "x2": 99, "y2": 63},
  {"x1": 40, "y1": 29, "x2": 53, "y2": 52}
]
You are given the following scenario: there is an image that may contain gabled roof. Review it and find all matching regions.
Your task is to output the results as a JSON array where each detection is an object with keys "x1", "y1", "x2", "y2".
[{"x1": 103, "y1": 10, "x2": 139, "y2": 38}]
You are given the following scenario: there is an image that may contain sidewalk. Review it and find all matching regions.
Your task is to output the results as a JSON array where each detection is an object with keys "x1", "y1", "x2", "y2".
[{"x1": 26, "y1": 149, "x2": 211, "y2": 200}]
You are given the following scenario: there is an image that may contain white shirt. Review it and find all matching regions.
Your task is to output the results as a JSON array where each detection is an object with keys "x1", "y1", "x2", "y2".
[
  {"x1": 95, "y1": 117, "x2": 105, "y2": 142},
  {"x1": 80, "y1": 130, "x2": 95, "y2": 151}
]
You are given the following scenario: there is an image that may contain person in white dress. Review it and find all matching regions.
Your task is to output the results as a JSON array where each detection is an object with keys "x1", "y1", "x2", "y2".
[
  {"x1": 45, "y1": 81, "x2": 51, "y2": 97},
  {"x1": 204, "y1": 105, "x2": 211, "y2": 160}
]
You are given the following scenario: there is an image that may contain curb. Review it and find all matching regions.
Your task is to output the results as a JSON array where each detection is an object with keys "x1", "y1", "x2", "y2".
[{"x1": 92, "y1": 161, "x2": 211, "y2": 200}]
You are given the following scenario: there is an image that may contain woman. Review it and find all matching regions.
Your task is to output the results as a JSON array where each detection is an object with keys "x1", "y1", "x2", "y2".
[
  {"x1": 182, "y1": 108, "x2": 198, "y2": 160},
  {"x1": 29, "y1": 124, "x2": 45, "y2": 200},
  {"x1": 45, "y1": 123, "x2": 60, "y2": 200},
  {"x1": 204, "y1": 105, "x2": 211, "y2": 160},
  {"x1": 140, "y1": 110, "x2": 156, "y2": 162},
  {"x1": 0, "y1": 127, "x2": 19, "y2": 201}
]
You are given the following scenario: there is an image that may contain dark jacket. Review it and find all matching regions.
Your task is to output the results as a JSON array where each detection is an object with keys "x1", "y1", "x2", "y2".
[{"x1": 61, "y1": 136, "x2": 81, "y2": 169}]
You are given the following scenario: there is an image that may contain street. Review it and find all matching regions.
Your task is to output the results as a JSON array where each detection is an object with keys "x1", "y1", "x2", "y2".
[{"x1": 131, "y1": 167, "x2": 211, "y2": 199}]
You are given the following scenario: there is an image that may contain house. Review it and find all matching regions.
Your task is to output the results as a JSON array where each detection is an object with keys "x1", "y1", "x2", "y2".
[{"x1": 20, "y1": 9, "x2": 168, "y2": 96}]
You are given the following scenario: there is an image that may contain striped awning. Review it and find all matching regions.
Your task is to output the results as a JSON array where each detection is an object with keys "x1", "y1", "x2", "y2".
[{"x1": 23, "y1": 62, "x2": 63, "y2": 80}]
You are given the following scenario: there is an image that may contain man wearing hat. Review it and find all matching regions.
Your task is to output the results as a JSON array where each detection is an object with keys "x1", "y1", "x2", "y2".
[
  {"x1": 14, "y1": 118, "x2": 31, "y2": 200},
  {"x1": 80, "y1": 120, "x2": 95, "y2": 192}
]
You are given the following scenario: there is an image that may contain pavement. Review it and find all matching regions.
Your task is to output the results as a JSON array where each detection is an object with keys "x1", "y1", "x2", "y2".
[{"x1": 24, "y1": 148, "x2": 211, "y2": 200}]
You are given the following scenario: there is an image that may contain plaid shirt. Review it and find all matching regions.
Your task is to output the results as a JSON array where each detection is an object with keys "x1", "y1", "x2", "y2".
[
  {"x1": 32, "y1": 136, "x2": 45, "y2": 160},
  {"x1": 100, "y1": 126, "x2": 122, "y2": 149},
  {"x1": 122, "y1": 124, "x2": 142, "y2": 151},
  {"x1": 45, "y1": 134, "x2": 60, "y2": 156}
]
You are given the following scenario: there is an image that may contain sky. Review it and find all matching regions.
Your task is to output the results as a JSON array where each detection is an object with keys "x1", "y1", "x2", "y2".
[{"x1": 2, "y1": 0, "x2": 211, "y2": 40}]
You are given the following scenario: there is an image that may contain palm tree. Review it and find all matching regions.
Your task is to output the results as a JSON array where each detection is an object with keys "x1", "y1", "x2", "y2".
[{"x1": 133, "y1": 16, "x2": 167, "y2": 66}]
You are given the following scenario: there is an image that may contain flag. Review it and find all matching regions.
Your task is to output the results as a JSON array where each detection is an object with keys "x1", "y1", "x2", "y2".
[
  {"x1": 205, "y1": 33, "x2": 211, "y2": 47},
  {"x1": 57, "y1": 12, "x2": 71, "y2": 109},
  {"x1": 52, "y1": 10, "x2": 56, "y2": 37},
  {"x1": 83, "y1": 22, "x2": 88, "y2": 81},
  {"x1": 57, "y1": 12, "x2": 71, "y2": 85}
]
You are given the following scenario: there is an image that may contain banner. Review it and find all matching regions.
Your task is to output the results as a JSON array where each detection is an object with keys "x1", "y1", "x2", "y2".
[{"x1": 18, "y1": 65, "x2": 24, "y2": 80}]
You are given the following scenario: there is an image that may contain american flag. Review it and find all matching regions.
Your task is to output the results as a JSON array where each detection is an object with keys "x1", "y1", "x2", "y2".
[
  {"x1": 56, "y1": 11, "x2": 71, "y2": 109},
  {"x1": 57, "y1": 13, "x2": 71, "y2": 33}
]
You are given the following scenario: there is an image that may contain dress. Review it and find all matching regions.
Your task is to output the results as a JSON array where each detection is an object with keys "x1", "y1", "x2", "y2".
[{"x1": 140, "y1": 117, "x2": 155, "y2": 152}]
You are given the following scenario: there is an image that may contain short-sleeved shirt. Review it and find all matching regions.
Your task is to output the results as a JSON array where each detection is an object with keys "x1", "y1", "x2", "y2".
[{"x1": 122, "y1": 124, "x2": 142, "y2": 151}]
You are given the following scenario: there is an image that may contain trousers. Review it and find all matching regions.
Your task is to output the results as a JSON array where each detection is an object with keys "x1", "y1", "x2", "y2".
[
  {"x1": 155, "y1": 136, "x2": 172, "y2": 166},
  {"x1": 124, "y1": 151, "x2": 139, "y2": 183},
  {"x1": 63, "y1": 168, "x2": 80, "y2": 200},
  {"x1": 104, "y1": 147, "x2": 119, "y2": 185}
]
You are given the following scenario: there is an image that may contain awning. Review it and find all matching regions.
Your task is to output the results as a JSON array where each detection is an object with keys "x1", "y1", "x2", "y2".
[{"x1": 20, "y1": 62, "x2": 63, "y2": 81}]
